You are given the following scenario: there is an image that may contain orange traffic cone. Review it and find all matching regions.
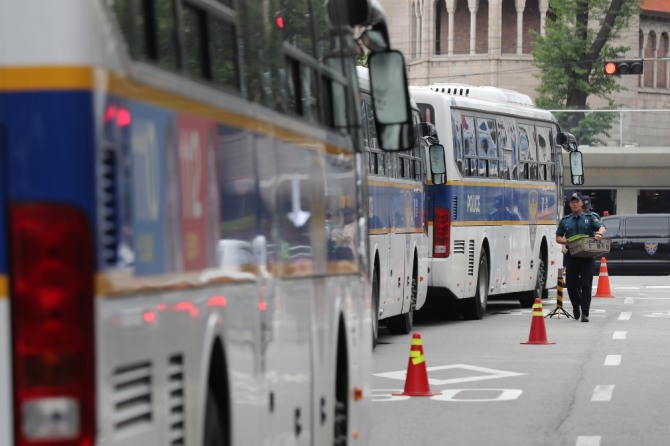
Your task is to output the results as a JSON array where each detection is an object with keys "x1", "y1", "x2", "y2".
[
  {"x1": 594, "y1": 257, "x2": 614, "y2": 298},
  {"x1": 393, "y1": 332, "x2": 440, "y2": 396},
  {"x1": 521, "y1": 298, "x2": 555, "y2": 345}
]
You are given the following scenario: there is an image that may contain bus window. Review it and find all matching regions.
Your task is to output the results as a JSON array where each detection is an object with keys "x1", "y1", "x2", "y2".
[{"x1": 451, "y1": 111, "x2": 464, "y2": 175}]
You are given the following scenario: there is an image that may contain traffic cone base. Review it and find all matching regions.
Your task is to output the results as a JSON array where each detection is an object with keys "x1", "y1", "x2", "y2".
[
  {"x1": 521, "y1": 298, "x2": 555, "y2": 345},
  {"x1": 393, "y1": 332, "x2": 441, "y2": 396},
  {"x1": 594, "y1": 257, "x2": 614, "y2": 298}
]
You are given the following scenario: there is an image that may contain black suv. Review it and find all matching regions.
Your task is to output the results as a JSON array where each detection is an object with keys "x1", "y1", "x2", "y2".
[{"x1": 596, "y1": 214, "x2": 670, "y2": 276}]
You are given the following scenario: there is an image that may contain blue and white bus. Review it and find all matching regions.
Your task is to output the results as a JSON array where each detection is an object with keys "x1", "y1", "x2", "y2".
[
  {"x1": 410, "y1": 84, "x2": 583, "y2": 317},
  {"x1": 0, "y1": 1, "x2": 414, "y2": 445},
  {"x1": 358, "y1": 68, "x2": 445, "y2": 345}
]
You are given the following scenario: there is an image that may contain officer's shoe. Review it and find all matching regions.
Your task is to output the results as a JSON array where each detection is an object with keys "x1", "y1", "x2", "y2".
[
  {"x1": 581, "y1": 315, "x2": 589, "y2": 322},
  {"x1": 573, "y1": 308, "x2": 581, "y2": 320}
]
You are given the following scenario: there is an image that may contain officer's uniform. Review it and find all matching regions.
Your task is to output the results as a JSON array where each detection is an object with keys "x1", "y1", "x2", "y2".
[{"x1": 556, "y1": 201, "x2": 604, "y2": 320}]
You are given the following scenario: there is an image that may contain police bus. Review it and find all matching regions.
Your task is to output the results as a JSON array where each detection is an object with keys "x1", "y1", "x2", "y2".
[
  {"x1": 358, "y1": 67, "x2": 445, "y2": 346},
  {"x1": 0, "y1": 1, "x2": 414, "y2": 445},
  {"x1": 410, "y1": 84, "x2": 583, "y2": 317}
]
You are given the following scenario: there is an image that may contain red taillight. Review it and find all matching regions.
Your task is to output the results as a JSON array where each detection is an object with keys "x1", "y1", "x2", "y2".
[
  {"x1": 10, "y1": 203, "x2": 95, "y2": 446},
  {"x1": 433, "y1": 207, "x2": 451, "y2": 258}
]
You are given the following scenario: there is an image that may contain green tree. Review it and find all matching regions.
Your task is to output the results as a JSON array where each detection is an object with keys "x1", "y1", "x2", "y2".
[{"x1": 531, "y1": 0, "x2": 639, "y2": 145}]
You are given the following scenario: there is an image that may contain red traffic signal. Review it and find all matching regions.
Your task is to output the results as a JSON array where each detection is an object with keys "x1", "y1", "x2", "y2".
[{"x1": 603, "y1": 59, "x2": 643, "y2": 75}]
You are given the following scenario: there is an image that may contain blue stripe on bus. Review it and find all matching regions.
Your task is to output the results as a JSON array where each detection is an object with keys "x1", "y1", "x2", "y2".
[
  {"x1": 368, "y1": 182, "x2": 424, "y2": 231},
  {"x1": 0, "y1": 91, "x2": 97, "y2": 273},
  {"x1": 427, "y1": 182, "x2": 557, "y2": 224}
]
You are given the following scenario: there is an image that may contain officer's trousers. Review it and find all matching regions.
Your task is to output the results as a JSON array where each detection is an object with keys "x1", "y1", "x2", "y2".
[{"x1": 564, "y1": 252, "x2": 595, "y2": 317}]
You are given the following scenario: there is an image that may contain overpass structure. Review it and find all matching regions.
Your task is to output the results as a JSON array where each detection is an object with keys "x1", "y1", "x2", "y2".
[{"x1": 562, "y1": 147, "x2": 670, "y2": 216}]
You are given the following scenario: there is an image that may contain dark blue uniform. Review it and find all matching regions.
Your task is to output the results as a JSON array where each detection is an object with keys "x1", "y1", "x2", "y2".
[{"x1": 556, "y1": 212, "x2": 604, "y2": 319}]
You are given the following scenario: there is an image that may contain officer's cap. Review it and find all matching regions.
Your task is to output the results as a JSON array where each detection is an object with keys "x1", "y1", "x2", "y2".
[
  {"x1": 581, "y1": 195, "x2": 591, "y2": 207},
  {"x1": 568, "y1": 192, "x2": 582, "y2": 201}
]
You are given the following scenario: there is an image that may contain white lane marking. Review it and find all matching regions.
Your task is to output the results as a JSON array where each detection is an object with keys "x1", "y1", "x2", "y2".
[
  {"x1": 643, "y1": 311, "x2": 670, "y2": 318},
  {"x1": 646, "y1": 286, "x2": 670, "y2": 289},
  {"x1": 613, "y1": 286, "x2": 639, "y2": 290},
  {"x1": 370, "y1": 389, "x2": 411, "y2": 402},
  {"x1": 375, "y1": 364, "x2": 527, "y2": 386},
  {"x1": 613, "y1": 331, "x2": 627, "y2": 340},
  {"x1": 431, "y1": 389, "x2": 522, "y2": 402},
  {"x1": 576, "y1": 436, "x2": 601, "y2": 446},
  {"x1": 592, "y1": 385, "x2": 615, "y2": 402},
  {"x1": 637, "y1": 297, "x2": 670, "y2": 300},
  {"x1": 604, "y1": 355, "x2": 622, "y2": 366},
  {"x1": 618, "y1": 312, "x2": 632, "y2": 320},
  {"x1": 624, "y1": 297, "x2": 635, "y2": 304}
]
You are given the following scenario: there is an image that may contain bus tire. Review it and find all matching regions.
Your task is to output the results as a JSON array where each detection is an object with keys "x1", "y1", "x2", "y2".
[
  {"x1": 519, "y1": 253, "x2": 547, "y2": 307},
  {"x1": 463, "y1": 252, "x2": 488, "y2": 320},
  {"x1": 536, "y1": 257, "x2": 548, "y2": 300},
  {"x1": 371, "y1": 267, "x2": 380, "y2": 350},
  {"x1": 334, "y1": 321, "x2": 348, "y2": 446},
  {"x1": 204, "y1": 388, "x2": 226, "y2": 446},
  {"x1": 386, "y1": 264, "x2": 417, "y2": 334}
]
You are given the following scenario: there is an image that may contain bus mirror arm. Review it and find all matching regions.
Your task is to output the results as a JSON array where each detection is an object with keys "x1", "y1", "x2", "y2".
[{"x1": 556, "y1": 131, "x2": 578, "y2": 152}]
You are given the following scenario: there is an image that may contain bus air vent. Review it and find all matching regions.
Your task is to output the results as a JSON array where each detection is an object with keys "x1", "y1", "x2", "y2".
[
  {"x1": 101, "y1": 148, "x2": 118, "y2": 265},
  {"x1": 467, "y1": 241, "x2": 475, "y2": 276},
  {"x1": 111, "y1": 361, "x2": 153, "y2": 432},
  {"x1": 453, "y1": 240, "x2": 466, "y2": 255},
  {"x1": 452, "y1": 196, "x2": 458, "y2": 220},
  {"x1": 168, "y1": 354, "x2": 186, "y2": 445}
]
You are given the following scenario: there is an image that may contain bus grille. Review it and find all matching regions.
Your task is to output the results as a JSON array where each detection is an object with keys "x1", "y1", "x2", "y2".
[
  {"x1": 453, "y1": 240, "x2": 466, "y2": 254},
  {"x1": 451, "y1": 195, "x2": 458, "y2": 220},
  {"x1": 111, "y1": 361, "x2": 153, "y2": 432},
  {"x1": 467, "y1": 241, "x2": 476, "y2": 276},
  {"x1": 168, "y1": 354, "x2": 186, "y2": 445},
  {"x1": 101, "y1": 148, "x2": 118, "y2": 265}
]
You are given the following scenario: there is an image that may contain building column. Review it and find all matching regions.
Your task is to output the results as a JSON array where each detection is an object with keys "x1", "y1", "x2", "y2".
[
  {"x1": 446, "y1": 0, "x2": 456, "y2": 55},
  {"x1": 467, "y1": 0, "x2": 479, "y2": 55},
  {"x1": 515, "y1": 0, "x2": 526, "y2": 55},
  {"x1": 488, "y1": 0, "x2": 502, "y2": 58},
  {"x1": 539, "y1": 0, "x2": 548, "y2": 36},
  {"x1": 416, "y1": 1, "x2": 423, "y2": 59}
]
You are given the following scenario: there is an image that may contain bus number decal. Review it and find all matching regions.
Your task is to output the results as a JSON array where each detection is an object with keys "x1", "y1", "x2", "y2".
[{"x1": 178, "y1": 115, "x2": 210, "y2": 270}]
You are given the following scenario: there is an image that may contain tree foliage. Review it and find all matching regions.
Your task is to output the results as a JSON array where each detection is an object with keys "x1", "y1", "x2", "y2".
[{"x1": 531, "y1": 0, "x2": 640, "y2": 145}]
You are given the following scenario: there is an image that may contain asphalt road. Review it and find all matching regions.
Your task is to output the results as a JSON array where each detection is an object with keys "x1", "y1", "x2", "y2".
[{"x1": 370, "y1": 275, "x2": 670, "y2": 446}]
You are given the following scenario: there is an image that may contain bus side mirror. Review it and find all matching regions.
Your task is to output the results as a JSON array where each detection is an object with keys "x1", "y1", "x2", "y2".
[
  {"x1": 368, "y1": 50, "x2": 413, "y2": 151},
  {"x1": 569, "y1": 150, "x2": 584, "y2": 185},
  {"x1": 418, "y1": 122, "x2": 438, "y2": 142},
  {"x1": 429, "y1": 143, "x2": 446, "y2": 185}
]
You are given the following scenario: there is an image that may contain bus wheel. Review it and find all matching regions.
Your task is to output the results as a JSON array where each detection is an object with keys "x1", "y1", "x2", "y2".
[
  {"x1": 371, "y1": 268, "x2": 380, "y2": 350},
  {"x1": 204, "y1": 388, "x2": 226, "y2": 446},
  {"x1": 386, "y1": 269, "x2": 416, "y2": 334},
  {"x1": 463, "y1": 253, "x2": 488, "y2": 320},
  {"x1": 519, "y1": 255, "x2": 547, "y2": 307}
]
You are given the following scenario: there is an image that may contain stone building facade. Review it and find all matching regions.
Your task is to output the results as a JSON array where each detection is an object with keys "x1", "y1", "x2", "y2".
[
  {"x1": 378, "y1": 0, "x2": 670, "y2": 212},
  {"x1": 379, "y1": 0, "x2": 670, "y2": 144}
]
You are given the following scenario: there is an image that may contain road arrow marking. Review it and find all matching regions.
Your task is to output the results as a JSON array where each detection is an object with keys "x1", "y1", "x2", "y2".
[{"x1": 375, "y1": 364, "x2": 527, "y2": 386}]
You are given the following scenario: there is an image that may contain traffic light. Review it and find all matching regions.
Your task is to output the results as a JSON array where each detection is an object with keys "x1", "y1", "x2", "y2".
[{"x1": 603, "y1": 59, "x2": 643, "y2": 75}]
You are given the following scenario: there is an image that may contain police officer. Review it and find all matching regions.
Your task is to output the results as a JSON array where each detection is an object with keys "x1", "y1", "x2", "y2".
[
  {"x1": 582, "y1": 194, "x2": 600, "y2": 219},
  {"x1": 555, "y1": 192, "x2": 606, "y2": 322}
]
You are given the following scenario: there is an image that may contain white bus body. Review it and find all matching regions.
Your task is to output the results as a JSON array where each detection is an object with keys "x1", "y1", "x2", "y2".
[
  {"x1": 410, "y1": 85, "x2": 566, "y2": 318},
  {"x1": 358, "y1": 67, "x2": 430, "y2": 343}
]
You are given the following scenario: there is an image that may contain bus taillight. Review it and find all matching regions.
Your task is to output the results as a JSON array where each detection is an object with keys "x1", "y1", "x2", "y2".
[
  {"x1": 10, "y1": 204, "x2": 95, "y2": 446},
  {"x1": 433, "y1": 207, "x2": 451, "y2": 258}
]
